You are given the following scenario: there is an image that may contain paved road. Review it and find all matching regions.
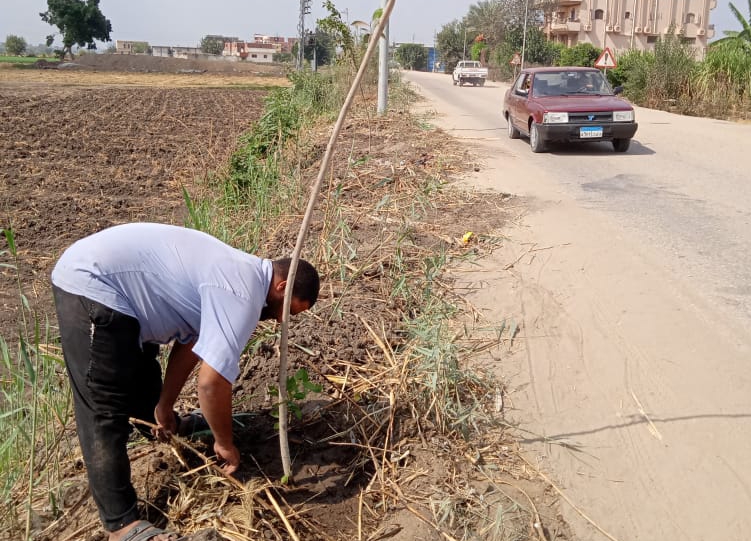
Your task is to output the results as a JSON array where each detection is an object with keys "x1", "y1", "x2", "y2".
[{"x1": 403, "y1": 70, "x2": 751, "y2": 541}]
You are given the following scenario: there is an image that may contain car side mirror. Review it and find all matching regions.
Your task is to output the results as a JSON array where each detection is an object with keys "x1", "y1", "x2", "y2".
[{"x1": 614, "y1": 85, "x2": 624, "y2": 95}]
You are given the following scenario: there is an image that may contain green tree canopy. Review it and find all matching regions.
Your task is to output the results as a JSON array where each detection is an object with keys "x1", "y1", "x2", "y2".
[
  {"x1": 395, "y1": 43, "x2": 427, "y2": 70},
  {"x1": 200, "y1": 35, "x2": 225, "y2": 55},
  {"x1": 40, "y1": 0, "x2": 111, "y2": 60},
  {"x1": 557, "y1": 42, "x2": 602, "y2": 66},
  {"x1": 317, "y1": 1, "x2": 357, "y2": 69},
  {"x1": 436, "y1": 20, "x2": 464, "y2": 71},
  {"x1": 4, "y1": 35, "x2": 27, "y2": 56},
  {"x1": 292, "y1": 29, "x2": 336, "y2": 68}
]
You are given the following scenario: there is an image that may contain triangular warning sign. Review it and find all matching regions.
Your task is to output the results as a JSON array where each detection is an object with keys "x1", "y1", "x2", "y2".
[{"x1": 595, "y1": 47, "x2": 617, "y2": 69}]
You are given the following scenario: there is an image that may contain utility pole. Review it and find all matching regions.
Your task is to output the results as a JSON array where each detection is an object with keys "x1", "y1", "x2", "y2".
[
  {"x1": 297, "y1": 0, "x2": 311, "y2": 70},
  {"x1": 521, "y1": 0, "x2": 530, "y2": 69},
  {"x1": 377, "y1": 0, "x2": 389, "y2": 115}
]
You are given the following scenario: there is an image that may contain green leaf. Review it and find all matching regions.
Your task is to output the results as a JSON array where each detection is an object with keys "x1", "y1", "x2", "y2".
[{"x1": 3, "y1": 228, "x2": 16, "y2": 257}]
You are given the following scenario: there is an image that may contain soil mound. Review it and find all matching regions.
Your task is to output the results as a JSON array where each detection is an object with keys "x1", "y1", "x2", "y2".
[{"x1": 73, "y1": 53, "x2": 288, "y2": 76}]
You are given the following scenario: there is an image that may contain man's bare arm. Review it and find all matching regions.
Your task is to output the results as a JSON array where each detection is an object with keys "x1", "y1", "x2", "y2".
[
  {"x1": 197, "y1": 362, "x2": 240, "y2": 473},
  {"x1": 154, "y1": 340, "x2": 200, "y2": 434}
]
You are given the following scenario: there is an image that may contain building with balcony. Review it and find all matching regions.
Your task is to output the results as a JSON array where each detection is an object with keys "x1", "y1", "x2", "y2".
[{"x1": 544, "y1": 0, "x2": 717, "y2": 57}]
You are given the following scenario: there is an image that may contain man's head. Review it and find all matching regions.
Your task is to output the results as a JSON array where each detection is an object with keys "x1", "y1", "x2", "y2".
[{"x1": 261, "y1": 258, "x2": 320, "y2": 322}]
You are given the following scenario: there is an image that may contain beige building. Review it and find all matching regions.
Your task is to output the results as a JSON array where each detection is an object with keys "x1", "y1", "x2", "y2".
[
  {"x1": 546, "y1": 0, "x2": 717, "y2": 57},
  {"x1": 222, "y1": 41, "x2": 276, "y2": 63}
]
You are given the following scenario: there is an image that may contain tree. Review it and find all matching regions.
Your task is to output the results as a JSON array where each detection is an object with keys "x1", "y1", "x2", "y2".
[
  {"x1": 712, "y1": 0, "x2": 751, "y2": 47},
  {"x1": 463, "y1": 0, "x2": 554, "y2": 49},
  {"x1": 40, "y1": 0, "x2": 111, "y2": 60},
  {"x1": 131, "y1": 41, "x2": 149, "y2": 54},
  {"x1": 291, "y1": 29, "x2": 336, "y2": 68},
  {"x1": 317, "y1": 0, "x2": 357, "y2": 68},
  {"x1": 503, "y1": 25, "x2": 560, "y2": 65},
  {"x1": 558, "y1": 42, "x2": 602, "y2": 66},
  {"x1": 395, "y1": 43, "x2": 427, "y2": 70},
  {"x1": 4, "y1": 35, "x2": 27, "y2": 56},
  {"x1": 436, "y1": 20, "x2": 465, "y2": 71},
  {"x1": 200, "y1": 35, "x2": 225, "y2": 55}
]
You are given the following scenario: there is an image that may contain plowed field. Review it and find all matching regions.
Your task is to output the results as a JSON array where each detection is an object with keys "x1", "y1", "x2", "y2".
[{"x1": 0, "y1": 80, "x2": 267, "y2": 334}]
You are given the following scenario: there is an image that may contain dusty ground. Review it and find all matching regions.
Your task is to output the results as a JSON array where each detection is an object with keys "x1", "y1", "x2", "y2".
[
  {"x1": 1, "y1": 56, "x2": 570, "y2": 541},
  {"x1": 403, "y1": 70, "x2": 751, "y2": 541}
]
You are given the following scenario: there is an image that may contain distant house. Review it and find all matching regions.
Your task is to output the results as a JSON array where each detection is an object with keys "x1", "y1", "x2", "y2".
[
  {"x1": 115, "y1": 40, "x2": 149, "y2": 54},
  {"x1": 223, "y1": 41, "x2": 276, "y2": 63},
  {"x1": 151, "y1": 45, "x2": 172, "y2": 58},
  {"x1": 252, "y1": 34, "x2": 298, "y2": 54},
  {"x1": 172, "y1": 46, "x2": 202, "y2": 59}
]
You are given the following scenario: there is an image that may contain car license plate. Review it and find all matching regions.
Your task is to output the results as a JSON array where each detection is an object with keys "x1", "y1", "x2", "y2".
[{"x1": 580, "y1": 126, "x2": 603, "y2": 138}]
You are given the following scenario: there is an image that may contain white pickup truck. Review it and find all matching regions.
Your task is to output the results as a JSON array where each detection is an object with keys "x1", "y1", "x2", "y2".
[{"x1": 452, "y1": 60, "x2": 488, "y2": 87}]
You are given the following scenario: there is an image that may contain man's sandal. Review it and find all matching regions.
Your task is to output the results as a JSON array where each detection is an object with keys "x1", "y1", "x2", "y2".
[
  {"x1": 175, "y1": 410, "x2": 211, "y2": 438},
  {"x1": 174, "y1": 410, "x2": 255, "y2": 439},
  {"x1": 120, "y1": 520, "x2": 182, "y2": 541}
]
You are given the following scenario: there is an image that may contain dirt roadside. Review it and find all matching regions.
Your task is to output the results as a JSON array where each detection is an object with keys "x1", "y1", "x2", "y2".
[
  {"x1": 404, "y1": 72, "x2": 751, "y2": 541},
  {"x1": 1, "y1": 58, "x2": 574, "y2": 541}
]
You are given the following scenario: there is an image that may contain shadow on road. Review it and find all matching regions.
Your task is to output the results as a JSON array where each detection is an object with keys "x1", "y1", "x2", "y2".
[{"x1": 545, "y1": 139, "x2": 655, "y2": 156}]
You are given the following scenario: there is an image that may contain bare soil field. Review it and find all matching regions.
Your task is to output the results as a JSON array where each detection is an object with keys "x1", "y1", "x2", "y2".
[{"x1": 0, "y1": 61, "x2": 570, "y2": 541}]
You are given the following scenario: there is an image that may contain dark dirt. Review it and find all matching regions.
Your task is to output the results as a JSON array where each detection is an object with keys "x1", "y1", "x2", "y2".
[
  {"x1": 72, "y1": 52, "x2": 288, "y2": 77},
  {"x1": 0, "y1": 56, "x2": 570, "y2": 541},
  {"x1": 0, "y1": 84, "x2": 264, "y2": 337}
]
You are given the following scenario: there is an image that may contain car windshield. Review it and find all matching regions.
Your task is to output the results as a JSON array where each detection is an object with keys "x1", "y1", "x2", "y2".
[{"x1": 531, "y1": 70, "x2": 614, "y2": 97}]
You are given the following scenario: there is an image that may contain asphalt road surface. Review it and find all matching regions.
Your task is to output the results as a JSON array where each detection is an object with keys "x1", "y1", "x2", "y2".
[{"x1": 403, "y1": 70, "x2": 751, "y2": 541}]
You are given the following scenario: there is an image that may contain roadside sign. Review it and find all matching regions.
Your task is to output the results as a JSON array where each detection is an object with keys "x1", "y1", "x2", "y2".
[
  {"x1": 510, "y1": 52, "x2": 521, "y2": 66},
  {"x1": 594, "y1": 48, "x2": 617, "y2": 69}
]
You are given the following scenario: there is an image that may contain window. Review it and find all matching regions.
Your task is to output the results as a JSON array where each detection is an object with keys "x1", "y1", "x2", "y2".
[
  {"x1": 686, "y1": 12, "x2": 696, "y2": 23},
  {"x1": 625, "y1": 11, "x2": 631, "y2": 19},
  {"x1": 594, "y1": 9, "x2": 604, "y2": 19},
  {"x1": 647, "y1": 35, "x2": 657, "y2": 43},
  {"x1": 251, "y1": 54, "x2": 257, "y2": 58},
  {"x1": 514, "y1": 74, "x2": 531, "y2": 95}
]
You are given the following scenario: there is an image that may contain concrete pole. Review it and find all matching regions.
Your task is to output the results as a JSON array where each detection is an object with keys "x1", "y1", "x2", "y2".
[
  {"x1": 377, "y1": 0, "x2": 389, "y2": 115},
  {"x1": 297, "y1": 0, "x2": 306, "y2": 70}
]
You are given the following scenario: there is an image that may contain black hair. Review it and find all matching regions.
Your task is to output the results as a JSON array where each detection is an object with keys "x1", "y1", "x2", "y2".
[{"x1": 272, "y1": 258, "x2": 320, "y2": 306}]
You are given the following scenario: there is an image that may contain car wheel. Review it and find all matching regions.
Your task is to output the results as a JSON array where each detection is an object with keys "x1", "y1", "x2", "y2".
[
  {"x1": 452, "y1": 78, "x2": 457, "y2": 86},
  {"x1": 480, "y1": 80, "x2": 485, "y2": 86},
  {"x1": 507, "y1": 116, "x2": 520, "y2": 139},
  {"x1": 613, "y1": 138, "x2": 631, "y2": 152},
  {"x1": 529, "y1": 123, "x2": 546, "y2": 153}
]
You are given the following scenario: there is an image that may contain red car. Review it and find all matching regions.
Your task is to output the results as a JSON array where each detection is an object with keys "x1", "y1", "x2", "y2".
[{"x1": 503, "y1": 66, "x2": 638, "y2": 153}]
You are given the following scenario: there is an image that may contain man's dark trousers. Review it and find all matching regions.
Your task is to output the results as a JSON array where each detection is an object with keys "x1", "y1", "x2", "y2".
[{"x1": 52, "y1": 285, "x2": 162, "y2": 532}]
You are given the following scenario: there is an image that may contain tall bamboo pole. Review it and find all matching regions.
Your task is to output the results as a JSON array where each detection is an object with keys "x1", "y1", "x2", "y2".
[{"x1": 277, "y1": 0, "x2": 397, "y2": 482}]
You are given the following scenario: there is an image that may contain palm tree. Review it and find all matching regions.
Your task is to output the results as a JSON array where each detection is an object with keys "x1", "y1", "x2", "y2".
[{"x1": 712, "y1": 0, "x2": 751, "y2": 46}]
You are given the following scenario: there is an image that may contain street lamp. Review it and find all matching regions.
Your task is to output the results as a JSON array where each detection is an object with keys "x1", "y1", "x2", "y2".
[{"x1": 462, "y1": 25, "x2": 476, "y2": 61}]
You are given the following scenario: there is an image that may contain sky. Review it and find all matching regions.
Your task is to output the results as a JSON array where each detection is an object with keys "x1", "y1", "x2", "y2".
[{"x1": 0, "y1": 0, "x2": 741, "y2": 49}]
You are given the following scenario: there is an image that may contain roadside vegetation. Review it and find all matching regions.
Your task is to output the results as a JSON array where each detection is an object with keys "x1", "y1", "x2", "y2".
[
  {"x1": 390, "y1": 0, "x2": 751, "y2": 120},
  {"x1": 0, "y1": 5, "x2": 559, "y2": 541}
]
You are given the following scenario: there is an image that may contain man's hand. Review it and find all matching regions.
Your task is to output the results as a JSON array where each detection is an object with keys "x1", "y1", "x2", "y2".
[
  {"x1": 153, "y1": 402, "x2": 177, "y2": 441},
  {"x1": 153, "y1": 339, "x2": 201, "y2": 440},
  {"x1": 214, "y1": 441, "x2": 241, "y2": 474}
]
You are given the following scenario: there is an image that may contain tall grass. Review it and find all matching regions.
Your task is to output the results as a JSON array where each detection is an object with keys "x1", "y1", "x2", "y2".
[
  {"x1": 646, "y1": 31, "x2": 697, "y2": 109},
  {"x1": 695, "y1": 40, "x2": 751, "y2": 117},
  {"x1": 0, "y1": 229, "x2": 73, "y2": 540},
  {"x1": 608, "y1": 32, "x2": 751, "y2": 118},
  {"x1": 184, "y1": 70, "x2": 348, "y2": 251}
]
